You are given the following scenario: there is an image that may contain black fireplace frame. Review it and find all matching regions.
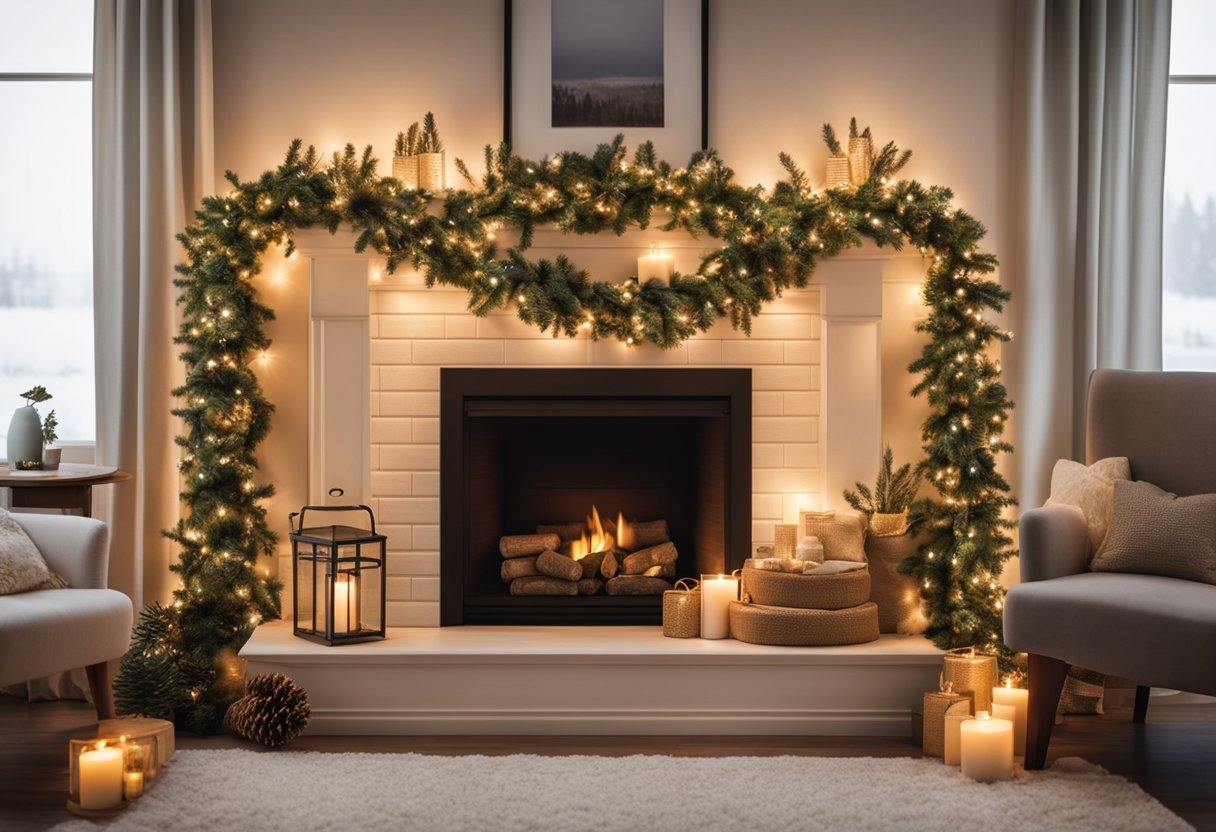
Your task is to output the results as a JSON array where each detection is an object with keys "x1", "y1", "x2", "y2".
[{"x1": 440, "y1": 368, "x2": 752, "y2": 626}]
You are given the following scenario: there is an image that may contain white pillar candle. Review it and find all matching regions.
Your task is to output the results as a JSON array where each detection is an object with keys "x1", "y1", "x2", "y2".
[
  {"x1": 78, "y1": 743, "x2": 124, "y2": 809},
  {"x1": 700, "y1": 573, "x2": 738, "y2": 639},
  {"x1": 960, "y1": 710, "x2": 1014, "y2": 782},
  {"x1": 637, "y1": 244, "x2": 674, "y2": 285},
  {"x1": 944, "y1": 712, "x2": 974, "y2": 766},
  {"x1": 992, "y1": 680, "x2": 1029, "y2": 756},
  {"x1": 331, "y1": 574, "x2": 359, "y2": 634}
]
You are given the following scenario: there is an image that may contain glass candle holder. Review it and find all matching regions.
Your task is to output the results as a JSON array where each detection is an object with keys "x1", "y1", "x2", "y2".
[
  {"x1": 700, "y1": 573, "x2": 739, "y2": 639},
  {"x1": 120, "y1": 735, "x2": 158, "y2": 797},
  {"x1": 69, "y1": 738, "x2": 126, "y2": 811}
]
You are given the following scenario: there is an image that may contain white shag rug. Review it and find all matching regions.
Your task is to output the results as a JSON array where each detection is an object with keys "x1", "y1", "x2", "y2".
[{"x1": 52, "y1": 749, "x2": 1192, "y2": 832}]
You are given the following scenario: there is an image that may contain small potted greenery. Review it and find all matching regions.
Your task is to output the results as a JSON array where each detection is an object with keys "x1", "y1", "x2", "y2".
[
  {"x1": 417, "y1": 111, "x2": 444, "y2": 192},
  {"x1": 41, "y1": 409, "x2": 61, "y2": 470},
  {"x1": 6, "y1": 386, "x2": 52, "y2": 470},
  {"x1": 843, "y1": 444, "x2": 921, "y2": 536},
  {"x1": 392, "y1": 121, "x2": 420, "y2": 190}
]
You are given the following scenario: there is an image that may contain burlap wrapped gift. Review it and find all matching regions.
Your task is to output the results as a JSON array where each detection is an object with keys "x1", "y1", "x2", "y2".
[{"x1": 923, "y1": 686, "x2": 969, "y2": 757}]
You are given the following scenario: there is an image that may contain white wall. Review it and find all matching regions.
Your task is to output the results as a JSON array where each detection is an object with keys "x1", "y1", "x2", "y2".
[{"x1": 211, "y1": 0, "x2": 1016, "y2": 567}]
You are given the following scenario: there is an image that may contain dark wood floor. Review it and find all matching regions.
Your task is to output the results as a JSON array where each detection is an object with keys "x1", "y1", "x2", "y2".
[{"x1": 3, "y1": 696, "x2": 1213, "y2": 831}]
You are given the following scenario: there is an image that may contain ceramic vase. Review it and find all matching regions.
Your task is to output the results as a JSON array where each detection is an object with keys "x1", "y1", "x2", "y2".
[{"x1": 6, "y1": 406, "x2": 44, "y2": 468}]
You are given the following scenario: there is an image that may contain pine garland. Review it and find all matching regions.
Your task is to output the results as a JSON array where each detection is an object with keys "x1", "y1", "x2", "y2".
[{"x1": 114, "y1": 123, "x2": 1018, "y2": 730}]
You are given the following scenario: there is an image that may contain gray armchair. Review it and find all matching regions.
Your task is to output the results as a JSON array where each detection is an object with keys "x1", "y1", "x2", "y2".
[{"x1": 1004, "y1": 369, "x2": 1216, "y2": 769}]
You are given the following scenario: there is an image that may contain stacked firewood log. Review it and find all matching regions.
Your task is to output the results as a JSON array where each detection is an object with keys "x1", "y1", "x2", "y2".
[{"x1": 499, "y1": 521, "x2": 677, "y2": 596}]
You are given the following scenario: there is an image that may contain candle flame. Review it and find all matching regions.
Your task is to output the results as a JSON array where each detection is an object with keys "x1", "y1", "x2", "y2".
[
  {"x1": 1004, "y1": 676, "x2": 1013, "y2": 689},
  {"x1": 977, "y1": 710, "x2": 991, "y2": 720},
  {"x1": 649, "y1": 242, "x2": 660, "y2": 256}
]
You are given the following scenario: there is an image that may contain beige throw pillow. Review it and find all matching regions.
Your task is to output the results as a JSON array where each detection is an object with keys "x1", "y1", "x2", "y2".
[
  {"x1": 1044, "y1": 456, "x2": 1131, "y2": 556},
  {"x1": 0, "y1": 508, "x2": 64, "y2": 594},
  {"x1": 1091, "y1": 480, "x2": 1216, "y2": 585},
  {"x1": 799, "y1": 510, "x2": 867, "y2": 562}
]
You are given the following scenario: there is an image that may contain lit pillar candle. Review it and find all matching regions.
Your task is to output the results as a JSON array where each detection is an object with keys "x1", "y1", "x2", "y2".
[
  {"x1": 992, "y1": 678, "x2": 1029, "y2": 756},
  {"x1": 943, "y1": 709, "x2": 974, "y2": 766},
  {"x1": 959, "y1": 710, "x2": 1014, "y2": 782},
  {"x1": 700, "y1": 573, "x2": 739, "y2": 639},
  {"x1": 78, "y1": 742, "x2": 124, "y2": 809},
  {"x1": 331, "y1": 574, "x2": 359, "y2": 635},
  {"x1": 638, "y1": 244, "x2": 674, "y2": 285},
  {"x1": 123, "y1": 770, "x2": 145, "y2": 800}
]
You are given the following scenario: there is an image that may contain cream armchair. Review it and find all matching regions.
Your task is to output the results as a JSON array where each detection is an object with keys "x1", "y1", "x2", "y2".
[
  {"x1": 1004, "y1": 369, "x2": 1216, "y2": 769},
  {"x1": 0, "y1": 514, "x2": 132, "y2": 718}
]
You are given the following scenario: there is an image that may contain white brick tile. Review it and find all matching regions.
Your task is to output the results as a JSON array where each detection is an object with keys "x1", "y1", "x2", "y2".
[
  {"x1": 380, "y1": 444, "x2": 439, "y2": 471},
  {"x1": 412, "y1": 339, "x2": 505, "y2": 364},
  {"x1": 386, "y1": 601, "x2": 440, "y2": 627},
  {"x1": 413, "y1": 525, "x2": 440, "y2": 550},
  {"x1": 752, "y1": 392, "x2": 783, "y2": 416},
  {"x1": 387, "y1": 577, "x2": 413, "y2": 601},
  {"x1": 371, "y1": 471, "x2": 412, "y2": 496},
  {"x1": 379, "y1": 314, "x2": 445, "y2": 339},
  {"x1": 445, "y1": 315, "x2": 478, "y2": 338},
  {"x1": 411, "y1": 576, "x2": 440, "y2": 602},
  {"x1": 371, "y1": 340, "x2": 411, "y2": 365},
  {"x1": 752, "y1": 521, "x2": 776, "y2": 544},
  {"x1": 783, "y1": 443, "x2": 818, "y2": 469},
  {"x1": 371, "y1": 417, "x2": 412, "y2": 443},
  {"x1": 380, "y1": 391, "x2": 440, "y2": 416},
  {"x1": 477, "y1": 314, "x2": 547, "y2": 338},
  {"x1": 767, "y1": 289, "x2": 819, "y2": 314},
  {"x1": 379, "y1": 365, "x2": 440, "y2": 391},
  {"x1": 753, "y1": 467, "x2": 818, "y2": 493},
  {"x1": 412, "y1": 471, "x2": 440, "y2": 496},
  {"x1": 377, "y1": 524, "x2": 412, "y2": 550},
  {"x1": 718, "y1": 340, "x2": 784, "y2": 365},
  {"x1": 783, "y1": 391, "x2": 819, "y2": 416},
  {"x1": 379, "y1": 498, "x2": 440, "y2": 524},
  {"x1": 686, "y1": 339, "x2": 723, "y2": 364},
  {"x1": 810, "y1": 365, "x2": 822, "y2": 390},
  {"x1": 369, "y1": 315, "x2": 379, "y2": 338},
  {"x1": 378, "y1": 289, "x2": 468, "y2": 314},
  {"x1": 753, "y1": 416, "x2": 816, "y2": 443},
  {"x1": 749, "y1": 314, "x2": 813, "y2": 340},
  {"x1": 590, "y1": 341, "x2": 689, "y2": 364},
  {"x1": 370, "y1": 365, "x2": 381, "y2": 391},
  {"x1": 504, "y1": 338, "x2": 593, "y2": 365},
  {"x1": 412, "y1": 418, "x2": 440, "y2": 444},
  {"x1": 752, "y1": 443, "x2": 784, "y2": 468},
  {"x1": 752, "y1": 493, "x2": 783, "y2": 519},
  {"x1": 752, "y1": 365, "x2": 811, "y2": 390},
  {"x1": 370, "y1": 392, "x2": 381, "y2": 417},
  {"x1": 390, "y1": 552, "x2": 440, "y2": 577},
  {"x1": 784, "y1": 339, "x2": 818, "y2": 365}
]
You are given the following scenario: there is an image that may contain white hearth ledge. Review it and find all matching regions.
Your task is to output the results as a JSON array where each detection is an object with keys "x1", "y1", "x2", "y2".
[{"x1": 242, "y1": 621, "x2": 942, "y2": 736}]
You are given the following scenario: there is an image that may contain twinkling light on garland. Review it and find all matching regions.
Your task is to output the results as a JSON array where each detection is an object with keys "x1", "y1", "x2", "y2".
[{"x1": 114, "y1": 124, "x2": 1017, "y2": 730}]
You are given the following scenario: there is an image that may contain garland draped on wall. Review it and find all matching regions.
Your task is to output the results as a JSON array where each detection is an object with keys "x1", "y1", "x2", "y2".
[{"x1": 115, "y1": 125, "x2": 1017, "y2": 732}]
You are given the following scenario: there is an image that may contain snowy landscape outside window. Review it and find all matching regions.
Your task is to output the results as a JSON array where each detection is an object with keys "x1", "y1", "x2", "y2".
[
  {"x1": 1163, "y1": 0, "x2": 1216, "y2": 371},
  {"x1": 0, "y1": 1, "x2": 95, "y2": 444}
]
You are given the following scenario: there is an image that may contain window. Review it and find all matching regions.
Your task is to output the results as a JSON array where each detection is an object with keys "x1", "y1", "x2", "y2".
[
  {"x1": 1163, "y1": 0, "x2": 1216, "y2": 370},
  {"x1": 0, "y1": 1, "x2": 95, "y2": 445}
]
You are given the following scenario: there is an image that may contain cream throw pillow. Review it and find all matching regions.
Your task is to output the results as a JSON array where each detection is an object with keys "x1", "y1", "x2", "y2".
[
  {"x1": 0, "y1": 508, "x2": 66, "y2": 594},
  {"x1": 1044, "y1": 456, "x2": 1131, "y2": 556},
  {"x1": 1091, "y1": 480, "x2": 1216, "y2": 585},
  {"x1": 799, "y1": 510, "x2": 867, "y2": 562}
]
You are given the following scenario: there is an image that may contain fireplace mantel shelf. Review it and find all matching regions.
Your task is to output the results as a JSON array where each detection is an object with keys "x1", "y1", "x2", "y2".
[{"x1": 243, "y1": 620, "x2": 941, "y2": 736}]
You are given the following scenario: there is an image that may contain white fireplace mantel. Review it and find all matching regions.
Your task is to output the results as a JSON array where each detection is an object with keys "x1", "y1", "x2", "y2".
[{"x1": 297, "y1": 226, "x2": 916, "y2": 521}]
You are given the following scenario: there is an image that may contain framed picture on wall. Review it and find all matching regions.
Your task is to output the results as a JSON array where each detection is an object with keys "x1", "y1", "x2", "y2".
[{"x1": 504, "y1": 0, "x2": 708, "y2": 164}]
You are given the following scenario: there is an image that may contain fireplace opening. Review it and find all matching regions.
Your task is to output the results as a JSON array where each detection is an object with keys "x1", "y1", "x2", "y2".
[{"x1": 441, "y1": 368, "x2": 751, "y2": 625}]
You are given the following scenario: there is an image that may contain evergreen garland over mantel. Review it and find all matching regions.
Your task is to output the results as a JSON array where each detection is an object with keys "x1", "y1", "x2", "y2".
[{"x1": 114, "y1": 125, "x2": 1017, "y2": 732}]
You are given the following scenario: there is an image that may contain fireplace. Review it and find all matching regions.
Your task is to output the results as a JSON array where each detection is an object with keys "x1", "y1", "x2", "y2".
[{"x1": 440, "y1": 368, "x2": 751, "y2": 625}]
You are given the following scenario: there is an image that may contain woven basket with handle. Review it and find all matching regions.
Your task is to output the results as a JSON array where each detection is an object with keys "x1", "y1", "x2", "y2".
[{"x1": 662, "y1": 578, "x2": 701, "y2": 638}]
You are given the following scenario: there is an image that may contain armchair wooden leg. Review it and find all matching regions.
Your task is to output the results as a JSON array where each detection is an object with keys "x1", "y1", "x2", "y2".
[
  {"x1": 85, "y1": 661, "x2": 116, "y2": 721},
  {"x1": 1133, "y1": 685, "x2": 1150, "y2": 724},
  {"x1": 1024, "y1": 653, "x2": 1068, "y2": 771}
]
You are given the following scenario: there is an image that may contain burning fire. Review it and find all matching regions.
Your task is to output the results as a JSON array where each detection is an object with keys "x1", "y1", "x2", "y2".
[{"x1": 569, "y1": 506, "x2": 634, "y2": 560}]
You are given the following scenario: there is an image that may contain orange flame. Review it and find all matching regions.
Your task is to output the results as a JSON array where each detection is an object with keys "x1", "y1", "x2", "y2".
[{"x1": 569, "y1": 506, "x2": 635, "y2": 560}]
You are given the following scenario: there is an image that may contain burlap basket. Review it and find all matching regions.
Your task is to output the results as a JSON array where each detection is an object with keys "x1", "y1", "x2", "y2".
[
  {"x1": 922, "y1": 688, "x2": 969, "y2": 757},
  {"x1": 868, "y1": 510, "x2": 909, "y2": 537},
  {"x1": 392, "y1": 154, "x2": 420, "y2": 191},
  {"x1": 662, "y1": 578, "x2": 701, "y2": 638},
  {"x1": 418, "y1": 150, "x2": 445, "y2": 192},
  {"x1": 799, "y1": 510, "x2": 867, "y2": 561},
  {"x1": 728, "y1": 601, "x2": 879, "y2": 647},
  {"x1": 865, "y1": 531, "x2": 930, "y2": 635},
  {"x1": 942, "y1": 647, "x2": 999, "y2": 713},
  {"x1": 741, "y1": 565, "x2": 870, "y2": 610},
  {"x1": 848, "y1": 135, "x2": 873, "y2": 185}
]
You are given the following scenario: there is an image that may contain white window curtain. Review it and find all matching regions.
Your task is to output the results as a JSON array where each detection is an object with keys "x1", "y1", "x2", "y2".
[
  {"x1": 1007, "y1": 0, "x2": 1171, "y2": 508},
  {"x1": 93, "y1": 0, "x2": 215, "y2": 607}
]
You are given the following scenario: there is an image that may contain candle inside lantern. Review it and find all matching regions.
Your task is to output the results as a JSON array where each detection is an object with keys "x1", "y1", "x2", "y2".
[
  {"x1": 637, "y1": 244, "x2": 674, "y2": 285},
  {"x1": 331, "y1": 573, "x2": 359, "y2": 634},
  {"x1": 991, "y1": 677, "x2": 1029, "y2": 756},
  {"x1": 78, "y1": 741, "x2": 124, "y2": 809},
  {"x1": 700, "y1": 573, "x2": 739, "y2": 639},
  {"x1": 959, "y1": 710, "x2": 1014, "y2": 782},
  {"x1": 123, "y1": 770, "x2": 144, "y2": 800}
]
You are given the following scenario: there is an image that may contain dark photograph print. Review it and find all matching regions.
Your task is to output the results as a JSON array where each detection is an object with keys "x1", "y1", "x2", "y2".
[{"x1": 551, "y1": 0, "x2": 664, "y2": 128}]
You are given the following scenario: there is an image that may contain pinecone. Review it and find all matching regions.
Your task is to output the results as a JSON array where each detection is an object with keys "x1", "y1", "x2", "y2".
[{"x1": 223, "y1": 673, "x2": 311, "y2": 748}]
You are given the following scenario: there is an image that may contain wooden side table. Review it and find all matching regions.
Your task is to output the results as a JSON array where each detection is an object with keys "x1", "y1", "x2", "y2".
[{"x1": 0, "y1": 463, "x2": 131, "y2": 518}]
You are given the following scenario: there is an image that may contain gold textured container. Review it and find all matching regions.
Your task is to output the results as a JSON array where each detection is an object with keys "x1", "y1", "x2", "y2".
[
  {"x1": 943, "y1": 647, "x2": 999, "y2": 713},
  {"x1": 662, "y1": 578, "x2": 701, "y2": 638},
  {"x1": 418, "y1": 150, "x2": 445, "y2": 192},
  {"x1": 848, "y1": 135, "x2": 873, "y2": 185},
  {"x1": 825, "y1": 154, "x2": 850, "y2": 188},
  {"x1": 392, "y1": 154, "x2": 419, "y2": 191},
  {"x1": 923, "y1": 687, "x2": 968, "y2": 757},
  {"x1": 774, "y1": 523, "x2": 798, "y2": 558}
]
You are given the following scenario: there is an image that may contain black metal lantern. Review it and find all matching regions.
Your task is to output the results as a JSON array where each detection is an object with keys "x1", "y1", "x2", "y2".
[{"x1": 290, "y1": 505, "x2": 387, "y2": 645}]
